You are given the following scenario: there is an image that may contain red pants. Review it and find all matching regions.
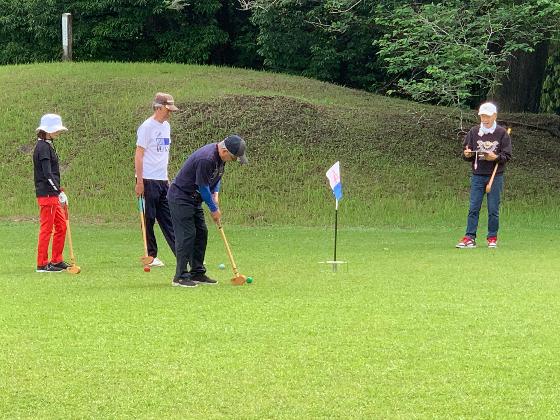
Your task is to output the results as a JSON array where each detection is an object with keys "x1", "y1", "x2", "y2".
[{"x1": 37, "y1": 196, "x2": 67, "y2": 266}]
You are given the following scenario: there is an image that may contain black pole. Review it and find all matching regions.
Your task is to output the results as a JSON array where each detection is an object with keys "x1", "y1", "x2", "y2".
[{"x1": 333, "y1": 206, "x2": 338, "y2": 272}]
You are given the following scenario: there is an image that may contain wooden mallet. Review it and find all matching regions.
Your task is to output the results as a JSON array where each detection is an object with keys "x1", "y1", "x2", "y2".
[
  {"x1": 138, "y1": 196, "x2": 153, "y2": 271},
  {"x1": 485, "y1": 163, "x2": 499, "y2": 193},
  {"x1": 217, "y1": 222, "x2": 246, "y2": 286},
  {"x1": 486, "y1": 128, "x2": 511, "y2": 193},
  {"x1": 64, "y1": 204, "x2": 81, "y2": 274}
]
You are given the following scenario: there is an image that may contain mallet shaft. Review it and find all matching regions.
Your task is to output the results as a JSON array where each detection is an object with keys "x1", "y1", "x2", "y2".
[
  {"x1": 485, "y1": 128, "x2": 511, "y2": 194},
  {"x1": 486, "y1": 163, "x2": 499, "y2": 193},
  {"x1": 217, "y1": 224, "x2": 239, "y2": 277},
  {"x1": 65, "y1": 205, "x2": 76, "y2": 263},
  {"x1": 138, "y1": 196, "x2": 152, "y2": 268}
]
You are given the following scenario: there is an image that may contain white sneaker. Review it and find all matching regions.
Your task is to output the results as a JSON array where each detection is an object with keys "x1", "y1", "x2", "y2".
[{"x1": 149, "y1": 257, "x2": 165, "y2": 267}]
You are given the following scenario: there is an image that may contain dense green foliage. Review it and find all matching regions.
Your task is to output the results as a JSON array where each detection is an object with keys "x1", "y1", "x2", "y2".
[
  {"x1": 1, "y1": 0, "x2": 558, "y2": 112},
  {"x1": 0, "y1": 0, "x2": 61, "y2": 63},
  {"x1": 1, "y1": 62, "x2": 559, "y2": 228},
  {"x1": 243, "y1": 0, "x2": 560, "y2": 110},
  {"x1": 2, "y1": 222, "x2": 560, "y2": 417},
  {"x1": 0, "y1": 0, "x2": 255, "y2": 65},
  {"x1": 541, "y1": 45, "x2": 560, "y2": 115},
  {"x1": 73, "y1": 0, "x2": 226, "y2": 63},
  {"x1": 248, "y1": 0, "x2": 382, "y2": 91},
  {"x1": 375, "y1": 0, "x2": 559, "y2": 108}
]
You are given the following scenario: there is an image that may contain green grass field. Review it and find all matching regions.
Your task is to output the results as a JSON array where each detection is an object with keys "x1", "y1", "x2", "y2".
[
  {"x1": 2, "y1": 221, "x2": 560, "y2": 418},
  {"x1": 2, "y1": 62, "x2": 560, "y2": 417}
]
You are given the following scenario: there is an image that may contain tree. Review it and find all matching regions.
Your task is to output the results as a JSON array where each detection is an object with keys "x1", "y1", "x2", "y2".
[
  {"x1": 493, "y1": 42, "x2": 550, "y2": 113},
  {"x1": 238, "y1": 0, "x2": 384, "y2": 91},
  {"x1": 71, "y1": 0, "x2": 227, "y2": 63},
  {"x1": 0, "y1": 0, "x2": 65, "y2": 64},
  {"x1": 0, "y1": 0, "x2": 235, "y2": 64},
  {"x1": 213, "y1": 1, "x2": 262, "y2": 67},
  {"x1": 541, "y1": 43, "x2": 560, "y2": 115},
  {"x1": 374, "y1": 0, "x2": 560, "y2": 110}
]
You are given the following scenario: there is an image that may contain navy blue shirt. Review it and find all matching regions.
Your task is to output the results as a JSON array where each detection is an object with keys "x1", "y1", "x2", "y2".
[{"x1": 168, "y1": 143, "x2": 224, "y2": 204}]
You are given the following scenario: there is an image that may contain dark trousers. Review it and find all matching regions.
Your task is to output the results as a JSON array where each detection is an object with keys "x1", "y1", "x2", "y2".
[
  {"x1": 466, "y1": 174, "x2": 504, "y2": 239},
  {"x1": 143, "y1": 179, "x2": 176, "y2": 257},
  {"x1": 168, "y1": 196, "x2": 208, "y2": 280}
]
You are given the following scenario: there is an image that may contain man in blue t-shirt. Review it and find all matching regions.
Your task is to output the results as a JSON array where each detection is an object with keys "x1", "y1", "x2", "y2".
[{"x1": 167, "y1": 135, "x2": 248, "y2": 288}]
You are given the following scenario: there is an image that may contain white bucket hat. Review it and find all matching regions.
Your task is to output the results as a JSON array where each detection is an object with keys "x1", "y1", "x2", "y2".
[{"x1": 36, "y1": 114, "x2": 68, "y2": 133}]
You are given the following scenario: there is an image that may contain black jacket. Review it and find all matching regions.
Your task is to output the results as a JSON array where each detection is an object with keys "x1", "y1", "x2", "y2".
[{"x1": 33, "y1": 139, "x2": 61, "y2": 197}]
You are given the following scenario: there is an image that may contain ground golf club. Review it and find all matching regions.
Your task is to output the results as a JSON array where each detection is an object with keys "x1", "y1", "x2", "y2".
[
  {"x1": 64, "y1": 203, "x2": 81, "y2": 274},
  {"x1": 138, "y1": 195, "x2": 153, "y2": 272},
  {"x1": 217, "y1": 221, "x2": 248, "y2": 285}
]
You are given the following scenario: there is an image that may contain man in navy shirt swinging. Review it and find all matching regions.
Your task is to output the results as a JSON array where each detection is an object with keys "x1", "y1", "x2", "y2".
[{"x1": 167, "y1": 135, "x2": 248, "y2": 288}]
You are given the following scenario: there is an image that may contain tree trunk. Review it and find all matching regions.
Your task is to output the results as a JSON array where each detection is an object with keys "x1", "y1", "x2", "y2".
[{"x1": 492, "y1": 42, "x2": 549, "y2": 113}]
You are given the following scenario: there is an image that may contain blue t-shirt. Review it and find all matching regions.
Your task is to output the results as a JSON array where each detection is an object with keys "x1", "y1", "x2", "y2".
[{"x1": 169, "y1": 143, "x2": 224, "y2": 203}]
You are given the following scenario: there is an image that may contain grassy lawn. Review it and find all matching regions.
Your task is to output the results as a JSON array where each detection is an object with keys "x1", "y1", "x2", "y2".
[
  {"x1": 2, "y1": 61, "x2": 559, "y2": 418},
  {"x1": 1, "y1": 221, "x2": 560, "y2": 418}
]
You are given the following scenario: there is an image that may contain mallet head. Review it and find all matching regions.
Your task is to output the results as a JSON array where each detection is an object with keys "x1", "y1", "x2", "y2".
[
  {"x1": 231, "y1": 274, "x2": 247, "y2": 286},
  {"x1": 67, "y1": 265, "x2": 81, "y2": 274},
  {"x1": 140, "y1": 256, "x2": 154, "y2": 265}
]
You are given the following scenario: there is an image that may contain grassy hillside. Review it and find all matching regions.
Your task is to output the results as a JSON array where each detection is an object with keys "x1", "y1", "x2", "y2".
[{"x1": 1, "y1": 62, "x2": 559, "y2": 227}]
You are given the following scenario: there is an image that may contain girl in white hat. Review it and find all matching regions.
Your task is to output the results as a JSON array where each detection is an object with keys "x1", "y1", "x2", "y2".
[{"x1": 33, "y1": 114, "x2": 70, "y2": 272}]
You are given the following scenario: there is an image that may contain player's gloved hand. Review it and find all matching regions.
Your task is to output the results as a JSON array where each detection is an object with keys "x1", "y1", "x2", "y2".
[
  {"x1": 59, "y1": 191, "x2": 68, "y2": 206},
  {"x1": 464, "y1": 148, "x2": 474, "y2": 158}
]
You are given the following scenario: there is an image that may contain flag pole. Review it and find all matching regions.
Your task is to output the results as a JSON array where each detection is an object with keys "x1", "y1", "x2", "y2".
[
  {"x1": 326, "y1": 161, "x2": 342, "y2": 273},
  {"x1": 333, "y1": 199, "x2": 338, "y2": 272}
]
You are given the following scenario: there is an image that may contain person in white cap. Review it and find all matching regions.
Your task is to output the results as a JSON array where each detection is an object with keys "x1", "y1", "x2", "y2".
[
  {"x1": 33, "y1": 114, "x2": 70, "y2": 272},
  {"x1": 134, "y1": 93, "x2": 179, "y2": 267},
  {"x1": 456, "y1": 102, "x2": 512, "y2": 249}
]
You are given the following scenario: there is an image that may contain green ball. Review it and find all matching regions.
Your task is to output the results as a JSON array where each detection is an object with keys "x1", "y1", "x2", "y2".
[
  {"x1": 218, "y1": 263, "x2": 225, "y2": 270},
  {"x1": 246, "y1": 277, "x2": 253, "y2": 284}
]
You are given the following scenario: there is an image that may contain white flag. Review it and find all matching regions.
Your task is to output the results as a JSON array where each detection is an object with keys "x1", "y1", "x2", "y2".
[{"x1": 326, "y1": 161, "x2": 343, "y2": 201}]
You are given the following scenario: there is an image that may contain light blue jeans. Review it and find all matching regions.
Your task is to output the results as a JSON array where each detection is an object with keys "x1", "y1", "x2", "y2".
[{"x1": 466, "y1": 174, "x2": 504, "y2": 239}]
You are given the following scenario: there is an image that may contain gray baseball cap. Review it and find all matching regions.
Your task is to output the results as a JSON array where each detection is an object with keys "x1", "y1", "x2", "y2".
[{"x1": 224, "y1": 135, "x2": 248, "y2": 164}]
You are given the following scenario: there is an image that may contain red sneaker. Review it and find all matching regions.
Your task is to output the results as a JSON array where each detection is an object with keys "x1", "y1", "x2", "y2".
[
  {"x1": 456, "y1": 236, "x2": 476, "y2": 248},
  {"x1": 487, "y1": 237, "x2": 497, "y2": 248}
]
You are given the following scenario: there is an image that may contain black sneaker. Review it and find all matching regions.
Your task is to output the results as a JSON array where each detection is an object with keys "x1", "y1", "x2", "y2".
[
  {"x1": 172, "y1": 277, "x2": 198, "y2": 288},
  {"x1": 51, "y1": 261, "x2": 71, "y2": 270},
  {"x1": 192, "y1": 274, "x2": 218, "y2": 285},
  {"x1": 36, "y1": 263, "x2": 64, "y2": 273}
]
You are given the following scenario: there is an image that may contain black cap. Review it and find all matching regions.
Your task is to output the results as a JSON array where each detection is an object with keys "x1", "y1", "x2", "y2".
[{"x1": 224, "y1": 135, "x2": 248, "y2": 164}]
